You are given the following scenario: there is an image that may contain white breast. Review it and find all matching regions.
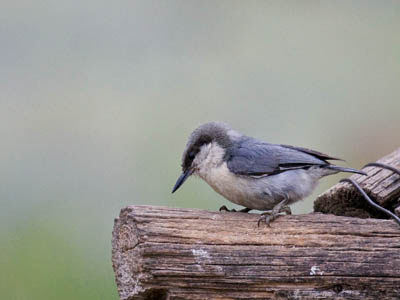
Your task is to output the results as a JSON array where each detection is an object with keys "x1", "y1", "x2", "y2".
[
  {"x1": 195, "y1": 142, "x2": 269, "y2": 209},
  {"x1": 194, "y1": 142, "x2": 326, "y2": 210}
]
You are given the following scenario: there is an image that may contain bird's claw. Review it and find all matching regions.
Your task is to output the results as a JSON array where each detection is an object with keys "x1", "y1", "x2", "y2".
[
  {"x1": 219, "y1": 205, "x2": 251, "y2": 213},
  {"x1": 219, "y1": 205, "x2": 236, "y2": 212},
  {"x1": 281, "y1": 205, "x2": 292, "y2": 215},
  {"x1": 258, "y1": 205, "x2": 291, "y2": 227}
]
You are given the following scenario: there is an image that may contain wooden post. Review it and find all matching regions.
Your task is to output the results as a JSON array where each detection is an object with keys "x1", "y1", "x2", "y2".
[
  {"x1": 315, "y1": 148, "x2": 400, "y2": 219},
  {"x1": 112, "y1": 205, "x2": 400, "y2": 300}
]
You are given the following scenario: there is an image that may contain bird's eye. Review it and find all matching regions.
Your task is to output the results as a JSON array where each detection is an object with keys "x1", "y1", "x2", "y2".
[{"x1": 188, "y1": 151, "x2": 196, "y2": 160}]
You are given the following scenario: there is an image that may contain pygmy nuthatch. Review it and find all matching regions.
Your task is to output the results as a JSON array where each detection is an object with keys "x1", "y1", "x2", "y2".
[{"x1": 172, "y1": 122, "x2": 366, "y2": 226}]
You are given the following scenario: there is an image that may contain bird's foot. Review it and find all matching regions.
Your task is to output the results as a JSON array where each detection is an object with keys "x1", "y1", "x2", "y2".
[
  {"x1": 258, "y1": 205, "x2": 291, "y2": 227},
  {"x1": 219, "y1": 205, "x2": 237, "y2": 212},
  {"x1": 219, "y1": 205, "x2": 252, "y2": 213}
]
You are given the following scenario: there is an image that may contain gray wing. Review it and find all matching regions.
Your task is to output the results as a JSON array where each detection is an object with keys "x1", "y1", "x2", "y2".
[
  {"x1": 279, "y1": 144, "x2": 342, "y2": 161},
  {"x1": 226, "y1": 138, "x2": 330, "y2": 176}
]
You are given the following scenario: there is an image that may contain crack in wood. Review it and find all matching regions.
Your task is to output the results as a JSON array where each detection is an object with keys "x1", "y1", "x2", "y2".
[{"x1": 112, "y1": 205, "x2": 400, "y2": 300}]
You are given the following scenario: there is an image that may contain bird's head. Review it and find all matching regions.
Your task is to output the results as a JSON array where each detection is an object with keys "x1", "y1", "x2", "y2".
[{"x1": 172, "y1": 122, "x2": 238, "y2": 193}]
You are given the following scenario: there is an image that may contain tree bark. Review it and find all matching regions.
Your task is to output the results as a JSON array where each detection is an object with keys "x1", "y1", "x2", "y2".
[
  {"x1": 314, "y1": 148, "x2": 400, "y2": 219},
  {"x1": 112, "y1": 205, "x2": 400, "y2": 300}
]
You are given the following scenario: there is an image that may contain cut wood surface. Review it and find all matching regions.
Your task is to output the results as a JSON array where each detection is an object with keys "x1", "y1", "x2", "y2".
[
  {"x1": 315, "y1": 148, "x2": 400, "y2": 218},
  {"x1": 112, "y1": 205, "x2": 400, "y2": 300}
]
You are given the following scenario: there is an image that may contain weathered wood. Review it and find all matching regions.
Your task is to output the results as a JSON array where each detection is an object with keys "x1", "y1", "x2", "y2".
[
  {"x1": 112, "y1": 205, "x2": 400, "y2": 300},
  {"x1": 314, "y1": 148, "x2": 400, "y2": 218}
]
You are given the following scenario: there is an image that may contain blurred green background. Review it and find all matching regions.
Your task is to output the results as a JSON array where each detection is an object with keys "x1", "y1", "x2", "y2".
[{"x1": 1, "y1": 1, "x2": 399, "y2": 299}]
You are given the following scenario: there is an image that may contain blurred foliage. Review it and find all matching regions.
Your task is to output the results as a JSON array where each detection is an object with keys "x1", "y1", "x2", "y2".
[
  {"x1": 1, "y1": 1, "x2": 399, "y2": 299},
  {"x1": 0, "y1": 218, "x2": 117, "y2": 299}
]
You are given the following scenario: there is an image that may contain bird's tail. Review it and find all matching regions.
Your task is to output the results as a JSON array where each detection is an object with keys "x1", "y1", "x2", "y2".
[{"x1": 324, "y1": 165, "x2": 367, "y2": 176}]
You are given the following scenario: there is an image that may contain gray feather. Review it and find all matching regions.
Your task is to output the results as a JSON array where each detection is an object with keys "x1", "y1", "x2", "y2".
[
  {"x1": 324, "y1": 165, "x2": 367, "y2": 176},
  {"x1": 279, "y1": 144, "x2": 343, "y2": 161},
  {"x1": 226, "y1": 137, "x2": 329, "y2": 176}
]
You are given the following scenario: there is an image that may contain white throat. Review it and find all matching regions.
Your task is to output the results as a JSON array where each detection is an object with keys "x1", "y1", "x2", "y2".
[{"x1": 194, "y1": 142, "x2": 226, "y2": 179}]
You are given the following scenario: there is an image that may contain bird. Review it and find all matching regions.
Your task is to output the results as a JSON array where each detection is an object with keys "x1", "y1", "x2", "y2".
[{"x1": 172, "y1": 122, "x2": 366, "y2": 226}]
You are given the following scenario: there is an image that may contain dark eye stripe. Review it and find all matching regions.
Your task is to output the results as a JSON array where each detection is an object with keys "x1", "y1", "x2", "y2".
[
  {"x1": 189, "y1": 151, "x2": 196, "y2": 159},
  {"x1": 183, "y1": 136, "x2": 212, "y2": 170}
]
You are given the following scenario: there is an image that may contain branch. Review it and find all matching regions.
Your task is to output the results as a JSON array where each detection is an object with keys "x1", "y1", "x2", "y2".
[{"x1": 112, "y1": 205, "x2": 400, "y2": 300}]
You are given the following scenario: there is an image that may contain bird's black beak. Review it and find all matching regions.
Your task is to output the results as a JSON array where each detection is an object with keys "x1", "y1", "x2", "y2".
[{"x1": 172, "y1": 169, "x2": 192, "y2": 193}]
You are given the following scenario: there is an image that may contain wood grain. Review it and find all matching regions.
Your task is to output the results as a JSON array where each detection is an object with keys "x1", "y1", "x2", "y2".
[
  {"x1": 315, "y1": 148, "x2": 400, "y2": 218},
  {"x1": 112, "y1": 205, "x2": 400, "y2": 300}
]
